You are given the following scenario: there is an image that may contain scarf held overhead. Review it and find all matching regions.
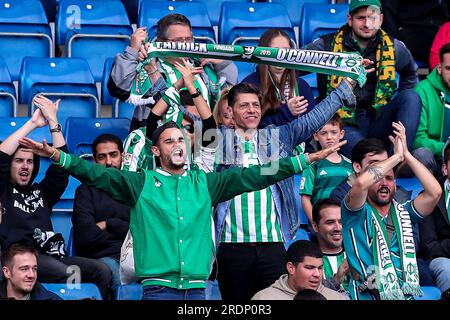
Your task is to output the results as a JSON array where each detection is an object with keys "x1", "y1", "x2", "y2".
[{"x1": 132, "y1": 42, "x2": 367, "y2": 98}]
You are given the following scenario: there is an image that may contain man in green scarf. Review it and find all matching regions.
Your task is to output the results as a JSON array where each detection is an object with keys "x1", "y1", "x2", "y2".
[
  {"x1": 413, "y1": 42, "x2": 450, "y2": 176},
  {"x1": 304, "y1": 0, "x2": 421, "y2": 158},
  {"x1": 342, "y1": 121, "x2": 441, "y2": 300}
]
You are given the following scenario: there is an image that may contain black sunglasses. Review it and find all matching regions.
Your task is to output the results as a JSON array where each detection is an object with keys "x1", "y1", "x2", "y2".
[{"x1": 182, "y1": 124, "x2": 195, "y2": 134}]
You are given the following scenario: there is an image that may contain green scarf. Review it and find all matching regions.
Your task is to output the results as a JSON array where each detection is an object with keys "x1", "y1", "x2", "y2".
[
  {"x1": 132, "y1": 41, "x2": 367, "y2": 98},
  {"x1": 371, "y1": 201, "x2": 422, "y2": 300},
  {"x1": 327, "y1": 27, "x2": 396, "y2": 121}
]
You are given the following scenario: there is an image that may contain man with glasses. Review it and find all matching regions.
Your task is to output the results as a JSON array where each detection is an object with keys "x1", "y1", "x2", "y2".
[{"x1": 108, "y1": 13, "x2": 238, "y2": 132}]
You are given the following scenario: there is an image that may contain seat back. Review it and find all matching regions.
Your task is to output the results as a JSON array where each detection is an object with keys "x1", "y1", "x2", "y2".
[
  {"x1": 57, "y1": 0, "x2": 131, "y2": 45},
  {"x1": 139, "y1": 0, "x2": 216, "y2": 44},
  {"x1": 19, "y1": 57, "x2": 99, "y2": 124},
  {"x1": 57, "y1": 0, "x2": 132, "y2": 81},
  {"x1": 115, "y1": 284, "x2": 143, "y2": 300},
  {"x1": 271, "y1": 0, "x2": 330, "y2": 26},
  {"x1": 0, "y1": 56, "x2": 17, "y2": 116},
  {"x1": 0, "y1": 0, "x2": 52, "y2": 80},
  {"x1": 114, "y1": 100, "x2": 135, "y2": 120},
  {"x1": 195, "y1": 0, "x2": 243, "y2": 26},
  {"x1": 102, "y1": 57, "x2": 115, "y2": 105},
  {"x1": 219, "y1": 2, "x2": 295, "y2": 46},
  {"x1": 65, "y1": 117, "x2": 131, "y2": 156},
  {"x1": 293, "y1": 173, "x2": 309, "y2": 225},
  {"x1": 0, "y1": 117, "x2": 51, "y2": 142},
  {"x1": 42, "y1": 283, "x2": 102, "y2": 300},
  {"x1": 299, "y1": 3, "x2": 349, "y2": 46},
  {"x1": 53, "y1": 176, "x2": 80, "y2": 213}
]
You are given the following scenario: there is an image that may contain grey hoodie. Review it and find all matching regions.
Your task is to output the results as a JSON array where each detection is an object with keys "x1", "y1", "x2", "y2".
[{"x1": 251, "y1": 274, "x2": 348, "y2": 300}]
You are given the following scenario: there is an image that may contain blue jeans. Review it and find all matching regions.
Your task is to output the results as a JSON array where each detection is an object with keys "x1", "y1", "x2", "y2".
[
  {"x1": 341, "y1": 89, "x2": 421, "y2": 158},
  {"x1": 429, "y1": 257, "x2": 450, "y2": 293},
  {"x1": 142, "y1": 285, "x2": 206, "y2": 300},
  {"x1": 99, "y1": 257, "x2": 121, "y2": 291}
]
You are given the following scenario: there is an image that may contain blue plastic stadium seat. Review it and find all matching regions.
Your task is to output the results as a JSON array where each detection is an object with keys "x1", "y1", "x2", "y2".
[
  {"x1": 50, "y1": 211, "x2": 74, "y2": 256},
  {"x1": 102, "y1": 57, "x2": 114, "y2": 105},
  {"x1": 396, "y1": 177, "x2": 423, "y2": 199},
  {"x1": 293, "y1": 173, "x2": 309, "y2": 225},
  {"x1": 0, "y1": 117, "x2": 51, "y2": 143},
  {"x1": 195, "y1": 0, "x2": 243, "y2": 26},
  {"x1": 0, "y1": 0, "x2": 53, "y2": 80},
  {"x1": 299, "y1": 3, "x2": 349, "y2": 47},
  {"x1": 414, "y1": 286, "x2": 442, "y2": 300},
  {"x1": 19, "y1": 57, "x2": 99, "y2": 126},
  {"x1": 219, "y1": 2, "x2": 296, "y2": 47},
  {"x1": 42, "y1": 283, "x2": 102, "y2": 300},
  {"x1": 57, "y1": 0, "x2": 132, "y2": 81},
  {"x1": 284, "y1": 228, "x2": 310, "y2": 249},
  {"x1": 114, "y1": 100, "x2": 136, "y2": 121},
  {"x1": 236, "y1": 61, "x2": 256, "y2": 82},
  {"x1": 53, "y1": 176, "x2": 80, "y2": 212},
  {"x1": 0, "y1": 57, "x2": 17, "y2": 116},
  {"x1": 64, "y1": 117, "x2": 131, "y2": 156},
  {"x1": 139, "y1": 0, "x2": 216, "y2": 44},
  {"x1": 115, "y1": 284, "x2": 143, "y2": 300},
  {"x1": 271, "y1": 0, "x2": 330, "y2": 26}
]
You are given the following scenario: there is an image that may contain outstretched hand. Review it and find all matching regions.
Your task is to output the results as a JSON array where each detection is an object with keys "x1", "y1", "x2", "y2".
[
  {"x1": 18, "y1": 137, "x2": 56, "y2": 158},
  {"x1": 309, "y1": 140, "x2": 347, "y2": 163}
]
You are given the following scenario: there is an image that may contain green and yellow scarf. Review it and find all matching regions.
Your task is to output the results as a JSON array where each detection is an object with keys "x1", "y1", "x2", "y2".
[{"x1": 327, "y1": 27, "x2": 397, "y2": 121}]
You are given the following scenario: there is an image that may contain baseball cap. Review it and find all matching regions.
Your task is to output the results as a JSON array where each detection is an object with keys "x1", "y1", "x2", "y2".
[{"x1": 349, "y1": 0, "x2": 382, "y2": 13}]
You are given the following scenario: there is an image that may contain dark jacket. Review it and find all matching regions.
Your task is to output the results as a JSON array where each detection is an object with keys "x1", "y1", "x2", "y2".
[
  {"x1": 242, "y1": 71, "x2": 316, "y2": 128},
  {"x1": 0, "y1": 147, "x2": 69, "y2": 249},
  {"x1": 72, "y1": 184, "x2": 130, "y2": 260},
  {"x1": 0, "y1": 280, "x2": 62, "y2": 300},
  {"x1": 419, "y1": 177, "x2": 450, "y2": 261},
  {"x1": 305, "y1": 25, "x2": 418, "y2": 113}
]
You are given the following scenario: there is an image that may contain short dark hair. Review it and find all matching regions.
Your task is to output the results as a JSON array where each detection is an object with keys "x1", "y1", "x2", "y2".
[
  {"x1": 1, "y1": 243, "x2": 38, "y2": 270},
  {"x1": 439, "y1": 43, "x2": 450, "y2": 62},
  {"x1": 443, "y1": 141, "x2": 450, "y2": 165},
  {"x1": 156, "y1": 13, "x2": 192, "y2": 41},
  {"x1": 151, "y1": 121, "x2": 181, "y2": 145},
  {"x1": 351, "y1": 138, "x2": 387, "y2": 165},
  {"x1": 92, "y1": 134, "x2": 123, "y2": 158},
  {"x1": 312, "y1": 198, "x2": 341, "y2": 224},
  {"x1": 326, "y1": 113, "x2": 343, "y2": 130},
  {"x1": 286, "y1": 240, "x2": 323, "y2": 265},
  {"x1": 227, "y1": 83, "x2": 261, "y2": 108},
  {"x1": 294, "y1": 289, "x2": 327, "y2": 301}
]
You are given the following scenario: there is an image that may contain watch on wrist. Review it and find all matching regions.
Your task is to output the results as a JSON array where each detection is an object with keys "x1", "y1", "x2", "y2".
[
  {"x1": 50, "y1": 123, "x2": 62, "y2": 133},
  {"x1": 190, "y1": 88, "x2": 202, "y2": 98}
]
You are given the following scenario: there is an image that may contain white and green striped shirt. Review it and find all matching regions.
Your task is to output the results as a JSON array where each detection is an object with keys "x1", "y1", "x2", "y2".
[
  {"x1": 221, "y1": 137, "x2": 283, "y2": 243},
  {"x1": 121, "y1": 127, "x2": 154, "y2": 172}
]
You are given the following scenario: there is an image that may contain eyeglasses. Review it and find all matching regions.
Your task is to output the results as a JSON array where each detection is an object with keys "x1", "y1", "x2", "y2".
[
  {"x1": 221, "y1": 112, "x2": 233, "y2": 120},
  {"x1": 182, "y1": 124, "x2": 195, "y2": 134},
  {"x1": 162, "y1": 37, "x2": 194, "y2": 43}
]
